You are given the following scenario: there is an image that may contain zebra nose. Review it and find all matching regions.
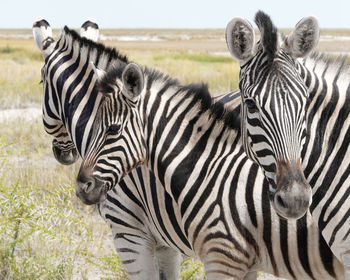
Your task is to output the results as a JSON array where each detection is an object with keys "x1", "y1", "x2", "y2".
[
  {"x1": 273, "y1": 181, "x2": 312, "y2": 219},
  {"x1": 52, "y1": 139, "x2": 79, "y2": 165},
  {"x1": 273, "y1": 159, "x2": 312, "y2": 219},
  {"x1": 77, "y1": 170, "x2": 95, "y2": 193},
  {"x1": 76, "y1": 167, "x2": 107, "y2": 205}
]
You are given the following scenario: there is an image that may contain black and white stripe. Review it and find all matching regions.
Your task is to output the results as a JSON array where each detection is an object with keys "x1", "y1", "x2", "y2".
[
  {"x1": 226, "y1": 11, "x2": 350, "y2": 278},
  {"x1": 34, "y1": 21, "x2": 188, "y2": 279},
  {"x1": 226, "y1": 11, "x2": 315, "y2": 221},
  {"x1": 299, "y1": 52, "x2": 350, "y2": 279},
  {"x1": 75, "y1": 55, "x2": 344, "y2": 278}
]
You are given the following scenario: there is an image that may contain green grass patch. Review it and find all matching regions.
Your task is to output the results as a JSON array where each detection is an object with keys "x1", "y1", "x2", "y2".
[{"x1": 180, "y1": 258, "x2": 205, "y2": 280}]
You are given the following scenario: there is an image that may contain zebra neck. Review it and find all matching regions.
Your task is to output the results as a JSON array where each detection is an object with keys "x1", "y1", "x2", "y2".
[
  {"x1": 141, "y1": 73, "x2": 241, "y2": 202},
  {"x1": 300, "y1": 53, "x2": 350, "y2": 192}
]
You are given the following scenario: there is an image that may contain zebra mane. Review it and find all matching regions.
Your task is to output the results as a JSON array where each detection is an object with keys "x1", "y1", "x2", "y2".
[
  {"x1": 308, "y1": 51, "x2": 350, "y2": 74},
  {"x1": 98, "y1": 66, "x2": 241, "y2": 131},
  {"x1": 61, "y1": 26, "x2": 129, "y2": 70},
  {"x1": 255, "y1": 11, "x2": 278, "y2": 63}
]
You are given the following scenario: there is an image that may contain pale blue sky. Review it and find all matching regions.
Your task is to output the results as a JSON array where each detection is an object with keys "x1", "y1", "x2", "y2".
[{"x1": 3, "y1": 0, "x2": 350, "y2": 29}]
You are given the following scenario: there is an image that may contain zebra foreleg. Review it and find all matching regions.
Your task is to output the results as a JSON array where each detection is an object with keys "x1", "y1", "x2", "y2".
[
  {"x1": 113, "y1": 232, "x2": 160, "y2": 280},
  {"x1": 155, "y1": 246, "x2": 183, "y2": 280}
]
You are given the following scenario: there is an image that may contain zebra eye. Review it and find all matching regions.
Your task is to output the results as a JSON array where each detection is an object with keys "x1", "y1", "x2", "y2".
[
  {"x1": 108, "y1": 124, "x2": 121, "y2": 134},
  {"x1": 245, "y1": 99, "x2": 259, "y2": 114}
]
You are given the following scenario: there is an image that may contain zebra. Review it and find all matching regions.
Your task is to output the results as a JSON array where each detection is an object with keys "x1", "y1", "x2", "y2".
[
  {"x1": 68, "y1": 37, "x2": 344, "y2": 278},
  {"x1": 225, "y1": 10, "x2": 350, "y2": 278},
  {"x1": 33, "y1": 19, "x2": 188, "y2": 279},
  {"x1": 33, "y1": 19, "x2": 345, "y2": 279}
]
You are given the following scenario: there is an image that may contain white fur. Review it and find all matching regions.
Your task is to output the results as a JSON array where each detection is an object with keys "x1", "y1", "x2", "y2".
[
  {"x1": 80, "y1": 19, "x2": 99, "y2": 42},
  {"x1": 32, "y1": 17, "x2": 54, "y2": 58},
  {"x1": 90, "y1": 61, "x2": 106, "y2": 81}
]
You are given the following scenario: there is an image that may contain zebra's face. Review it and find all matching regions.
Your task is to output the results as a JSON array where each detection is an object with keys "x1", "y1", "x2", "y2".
[
  {"x1": 40, "y1": 60, "x2": 80, "y2": 165},
  {"x1": 226, "y1": 11, "x2": 319, "y2": 219},
  {"x1": 34, "y1": 19, "x2": 100, "y2": 166},
  {"x1": 76, "y1": 63, "x2": 146, "y2": 205},
  {"x1": 239, "y1": 51, "x2": 311, "y2": 219},
  {"x1": 240, "y1": 50, "x2": 309, "y2": 177}
]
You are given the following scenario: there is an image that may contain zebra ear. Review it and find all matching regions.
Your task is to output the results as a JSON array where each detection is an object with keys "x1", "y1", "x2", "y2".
[
  {"x1": 226, "y1": 17, "x2": 256, "y2": 65},
  {"x1": 90, "y1": 61, "x2": 106, "y2": 81},
  {"x1": 122, "y1": 63, "x2": 144, "y2": 101},
  {"x1": 32, "y1": 17, "x2": 55, "y2": 58},
  {"x1": 80, "y1": 19, "x2": 99, "y2": 42},
  {"x1": 282, "y1": 16, "x2": 319, "y2": 58}
]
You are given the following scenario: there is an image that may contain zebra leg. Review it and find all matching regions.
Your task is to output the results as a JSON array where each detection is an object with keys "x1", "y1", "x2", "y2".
[
  {"x1": 113, "y1": 231, "x2": 159, "y2": 280},
  {"x1": 344, "y1": 251, "x2": 350, "y2": 280},
  {"x1": 243, "y1": 271, "x2": 257, "y2": 280},
  {"x1": 155, "y1": 246, "x2": 183, "y2": 280}
]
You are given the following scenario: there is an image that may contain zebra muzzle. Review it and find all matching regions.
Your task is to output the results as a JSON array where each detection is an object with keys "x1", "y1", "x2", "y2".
[
  {"x1": 52, "y1": 139, "x2": 79, "y2": 165},
  {"x1": 76, "y1": 167, "x2": 107, "y2": 205},
  {"x1": 272, "y1": 160, "x2": 312, "y2": 219}
]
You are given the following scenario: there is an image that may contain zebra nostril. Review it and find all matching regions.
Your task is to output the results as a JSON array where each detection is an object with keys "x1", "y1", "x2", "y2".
[
  {"x1": 85, "y1": 180, "x2": 94, "y2": 193},
  {"x1": 275, "y1": 193, "x2": 286, "y2": 209}
]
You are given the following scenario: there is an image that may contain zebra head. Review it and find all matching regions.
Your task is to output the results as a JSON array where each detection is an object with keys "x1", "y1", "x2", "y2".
[
  {"x1": 33, "y1": 19, "x2": 100, "y2": 165},
  {"x1": 76, "y1": 63, "x2": 146, "y2": 205},
  {"x1": 226, "y1": 11, "x2": 319, "y2": 219}
]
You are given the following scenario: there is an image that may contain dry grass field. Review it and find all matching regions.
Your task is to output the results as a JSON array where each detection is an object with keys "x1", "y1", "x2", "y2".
[{"x1": 0, "y1": 27, "x2": 349, "y2": 279}]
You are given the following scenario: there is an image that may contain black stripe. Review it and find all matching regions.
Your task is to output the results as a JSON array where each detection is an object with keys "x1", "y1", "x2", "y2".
[
  {"x1": 318, "y1": 231, "x2": 336, "y2": 277},
  {"x1": 329, "y1": 205, "x2": 350, "y2": 247},
  {"x1": 279, "y1": 218, "x2": 295, "y2": 278},
  {"x1": 261, "y1": 179, "x2": 277, "y2": 274},
  {"x1": 246, "y1": 165, "x2": 258, "y2": 227},
  {"x1": 297, "y1": 216, "x2": 314, "y2": 279},
  {"x1": 106, "y1": 192, "x2": 144, "y2": 225}
]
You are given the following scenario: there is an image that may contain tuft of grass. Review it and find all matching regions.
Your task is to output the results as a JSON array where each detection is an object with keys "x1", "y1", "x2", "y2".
[
  {"x1": 0, "y1": 123, "x2": 127, "y2": 279},
  {"x1": 180, "y1": 258, "x2": 205, "y2": 280}
]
